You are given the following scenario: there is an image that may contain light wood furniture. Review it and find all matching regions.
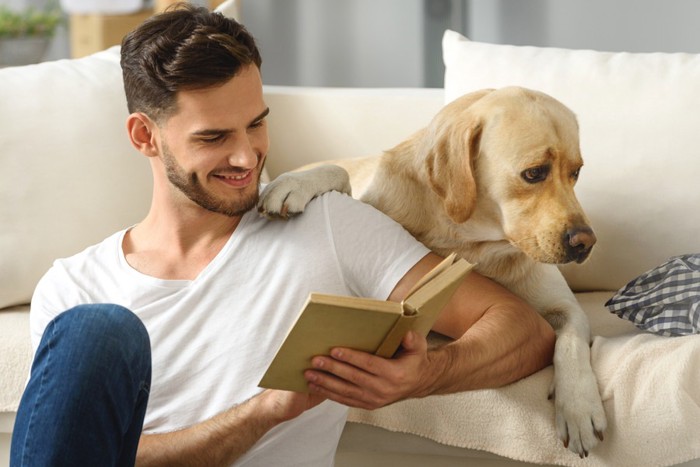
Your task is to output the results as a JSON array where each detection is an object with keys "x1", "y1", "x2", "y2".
[
  {"x1": 69, "y1": 10, "x2": 151, "y2": 58},
  {"x1": 69, "y1": 0, "x2": 229, "y2": 58},
  {"x1": 154, "y1": 0, "x2": 227, "y2": 13}
]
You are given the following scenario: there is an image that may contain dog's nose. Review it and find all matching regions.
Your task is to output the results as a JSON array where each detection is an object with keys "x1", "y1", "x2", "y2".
[{"x1": 564, "y1": 226, "x2": 597, "y2": 263}]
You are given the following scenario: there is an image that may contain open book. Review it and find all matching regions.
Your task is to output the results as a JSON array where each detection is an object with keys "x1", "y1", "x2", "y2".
[{"x1": 259, "y1": 253, "x2": 474, "y2": 392}]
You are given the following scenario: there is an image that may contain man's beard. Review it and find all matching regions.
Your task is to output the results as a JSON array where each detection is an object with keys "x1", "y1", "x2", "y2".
[{"x1": 162, "y1": 144, "x2": 260, "y2": 217}]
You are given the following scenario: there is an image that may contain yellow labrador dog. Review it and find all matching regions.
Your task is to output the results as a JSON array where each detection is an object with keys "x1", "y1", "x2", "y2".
[{"x1": 259, "y1": 86, "x2": 606, "y2": 457}]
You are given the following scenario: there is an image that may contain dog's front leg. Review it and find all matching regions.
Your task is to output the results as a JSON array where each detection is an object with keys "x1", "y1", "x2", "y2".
[
  {"x1": 514, "y1": 264, "x2": 607, "y2": 457},
  {"x1": 258, "y1": 165, "x2": 351, "y2": 218},
  {"x1": 528, "y1": 264, "x2": 607, "y2": 457},
  {"x1": 544, "y1": 300, "x2": 606, "y2": 458}
]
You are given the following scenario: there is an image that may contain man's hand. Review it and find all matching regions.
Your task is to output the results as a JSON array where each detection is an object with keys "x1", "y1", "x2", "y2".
[{"x1": 303, "y1": 331, "x2": 438, "y2": 409}]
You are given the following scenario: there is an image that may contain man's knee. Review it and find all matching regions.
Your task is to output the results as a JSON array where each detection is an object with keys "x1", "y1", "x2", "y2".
[
  {"x1": 14, "y1": 305, "x2": 151, "y2": 465},
  {"x1": 60, "y1": 303, "x2": 147, "y2": 341},
  {"x1": 46, "y1": 304, "x2": 151, "y2": 370}
]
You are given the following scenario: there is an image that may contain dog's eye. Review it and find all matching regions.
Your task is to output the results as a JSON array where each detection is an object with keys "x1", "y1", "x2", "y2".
[{"x1": 521, "y1": 166, "x2": 550, "y2": 184}]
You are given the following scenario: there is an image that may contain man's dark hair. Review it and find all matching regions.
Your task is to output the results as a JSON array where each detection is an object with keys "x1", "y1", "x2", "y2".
[{"x1": 120, "y1": 3, "x2": 262, "y2": 123}]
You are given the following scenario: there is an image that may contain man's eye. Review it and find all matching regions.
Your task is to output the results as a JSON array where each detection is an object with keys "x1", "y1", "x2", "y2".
[
  {"x1": 572, "y1": 167, "x2": 581, "y2": 181},
  {"x1": 249, "y1": 120, "x2": 265, "y2": 130},
  {"x1": 521, "y1": 165, "x2": 550, "y2": 184},
  {"x1": 201, "y1": 134, "x2": 225, "y2": 143}
]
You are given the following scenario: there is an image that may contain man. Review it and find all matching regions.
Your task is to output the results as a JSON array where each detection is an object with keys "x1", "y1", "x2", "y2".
[{"x1": 11, "y1": 4, "x2": 555, "y2": 466}]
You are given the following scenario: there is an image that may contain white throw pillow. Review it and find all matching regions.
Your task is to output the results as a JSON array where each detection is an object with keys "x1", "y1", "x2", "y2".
[
  {"x1": 0, "y1": 48, "x2": 152, "y2": 309},
  {"x1": 442, "y1": 31, "x2": 700, "y2": 292}
]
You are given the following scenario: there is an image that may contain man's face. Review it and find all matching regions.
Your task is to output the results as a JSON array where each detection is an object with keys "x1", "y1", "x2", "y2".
[{"x1": 157, "y1": 65, "x2": 269, "y2": 217}]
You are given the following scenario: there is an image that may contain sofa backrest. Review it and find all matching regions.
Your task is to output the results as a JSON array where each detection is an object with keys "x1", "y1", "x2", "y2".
[
  {"x1": 263, "y1": 86, "x2": 444, "y2": 177},
  {"x1": 3, "y1": 33, "x2": 699, "y2": 308}
]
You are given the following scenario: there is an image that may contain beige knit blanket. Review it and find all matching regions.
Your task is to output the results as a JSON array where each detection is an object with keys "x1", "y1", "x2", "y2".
[{"x1": 348, "y1": 292, "x2": 700, "y2": 467}]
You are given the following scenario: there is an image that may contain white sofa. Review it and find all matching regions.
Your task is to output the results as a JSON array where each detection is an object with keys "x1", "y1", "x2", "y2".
[{"x1": 1, "y1": 30, "x2": 700, "y2": 466}]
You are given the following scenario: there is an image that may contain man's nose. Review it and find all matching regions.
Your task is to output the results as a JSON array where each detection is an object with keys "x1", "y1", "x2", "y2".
[{"x1": 227, "y1": 137, "x2": 259, "y2": 168}]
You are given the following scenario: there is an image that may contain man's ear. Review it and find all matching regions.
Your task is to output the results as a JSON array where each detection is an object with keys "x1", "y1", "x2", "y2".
[{"x1": 126, "y1": 112, "x2": 159, "y2": 157}]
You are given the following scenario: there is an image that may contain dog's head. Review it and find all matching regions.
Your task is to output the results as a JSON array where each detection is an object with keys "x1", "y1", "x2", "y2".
[{"x1": 424, "y1": 87, "x2": 595, "y2": 264}]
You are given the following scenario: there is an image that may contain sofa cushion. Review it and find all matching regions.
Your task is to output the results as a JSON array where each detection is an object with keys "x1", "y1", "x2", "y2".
[
  {"x1": 0, "y1": 307, "x2": 31, "y2": 412},
  {"x1": 0, "y1": 48, "x2": 152, "y2": 309},
  {"x1": 442, "y1": 31, "x2": 700, "y2": 293}
]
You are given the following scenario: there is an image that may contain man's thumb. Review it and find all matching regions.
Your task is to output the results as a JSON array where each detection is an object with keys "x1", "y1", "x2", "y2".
[{"x1": 402, "y1": 330, "x2": 425, "y2": 352}]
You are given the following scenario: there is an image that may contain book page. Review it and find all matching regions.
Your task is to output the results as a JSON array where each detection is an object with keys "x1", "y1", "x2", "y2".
[
  {"x1": 402, "y1": 252, "x2": 458, "y2": 306},
  {"x1": 403, "y1": 258, "x2": 474, "y2": 337}
]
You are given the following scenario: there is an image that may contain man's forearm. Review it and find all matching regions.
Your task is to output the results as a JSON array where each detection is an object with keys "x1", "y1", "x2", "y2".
[
  {"x1": 136, "y1": 390, "x2": 324, "y2": 467},
  {"x1": 136, "y1": 392, "x2": 275, "y2": 467},
  {"x1": 303, "y1": 299, "x2": 554, "y2": 409},
  {"x1": 419, "y1": 302, "x2": 555, "y2": 396},
  {"x1": 386, "y1": 252, "x2": 555, "y2": 395}
]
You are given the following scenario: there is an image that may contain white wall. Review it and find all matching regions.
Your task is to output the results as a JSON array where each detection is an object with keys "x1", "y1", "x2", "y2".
[
  {"x1": 8, "y1": 0, "x2": 700, "y2": 82},
  {"x1": 468, "y1": 0, "x2": 700, "y2": 54},
  {"x1": 6, "y1": 0, "x2": 700, "y2": 88},
  {"x1": 241, "y1": 0, "x2": 700, "y2": 88},
  {"x1": 240, "y1": 0, "x2": 426, "y2": 87}
]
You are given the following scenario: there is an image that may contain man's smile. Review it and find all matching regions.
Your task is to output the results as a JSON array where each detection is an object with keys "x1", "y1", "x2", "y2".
[{"x1": 212, "y1": 170, "x2": 254, "y2": 186}]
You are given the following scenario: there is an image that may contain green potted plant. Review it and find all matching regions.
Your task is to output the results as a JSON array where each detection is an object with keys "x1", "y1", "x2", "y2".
[{"x1": 0, "y1": 4, "x2": 62, "y2": 66}]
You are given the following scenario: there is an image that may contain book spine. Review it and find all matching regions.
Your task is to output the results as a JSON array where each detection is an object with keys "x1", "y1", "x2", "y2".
[{"x1": 375, "y1": 313, "x2": 417, "y2": 358}]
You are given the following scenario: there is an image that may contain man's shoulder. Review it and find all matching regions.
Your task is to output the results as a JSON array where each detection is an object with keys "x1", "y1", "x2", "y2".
[
  {"x1": 311, "y1": 190, "x2": 377, "y2": 214},
  {"x1": 50, "y1": 229, "x2": 125, "y2": 271},
  {"x1": 258, "y1": 190, "x2": 370, "y2": 225},
  {"x1": 29, "y1": 230, "x2": 125, "y2": 349}
]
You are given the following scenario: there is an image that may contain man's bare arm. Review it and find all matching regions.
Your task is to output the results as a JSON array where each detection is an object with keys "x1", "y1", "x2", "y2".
[
  {"x1": 303, "y1": 252, "x2": 555, "y2": 408},
  {"x1": 136, "y1": 390, "x2": 324, "y2": 467}
]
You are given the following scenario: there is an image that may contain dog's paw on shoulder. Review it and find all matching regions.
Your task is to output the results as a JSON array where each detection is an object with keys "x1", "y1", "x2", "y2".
[{"x1": 257, "y1": 165, "x2": 352, "y2": 219}]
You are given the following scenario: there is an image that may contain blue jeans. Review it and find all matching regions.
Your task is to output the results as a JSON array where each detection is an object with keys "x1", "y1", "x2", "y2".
[{"x1": 11, "y1": 304, "x2": 151, "y2": 467}]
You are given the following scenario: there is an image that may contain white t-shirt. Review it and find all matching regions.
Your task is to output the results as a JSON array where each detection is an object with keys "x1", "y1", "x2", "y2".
[{"x1": 30, "y1": 191, "x2": 429, "y2": 466}]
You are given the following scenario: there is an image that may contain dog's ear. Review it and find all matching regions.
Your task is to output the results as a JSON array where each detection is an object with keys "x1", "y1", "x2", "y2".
[{"x1": 425, "y1": 118, "x2": 482, "y2": 224}]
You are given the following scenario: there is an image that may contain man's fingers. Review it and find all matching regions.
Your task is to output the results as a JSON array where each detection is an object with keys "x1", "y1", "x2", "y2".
[
  {"x1": 304, "y1": 369, "x2": 379, "y2": 409},
  {"x1": 308, "y1": 353, "x2": 383, "y2": 390},
  {"x1": 323, "y1": 347, "x2": 388, "y2": 376},
  {"x1": 302, "y1": 331, "x2": 431, "y2": 408}
]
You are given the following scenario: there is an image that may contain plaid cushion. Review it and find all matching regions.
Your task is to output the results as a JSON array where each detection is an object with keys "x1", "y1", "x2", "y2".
[{"x1": 606, "y1": 254, "x2": 700, "y2": 336}]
